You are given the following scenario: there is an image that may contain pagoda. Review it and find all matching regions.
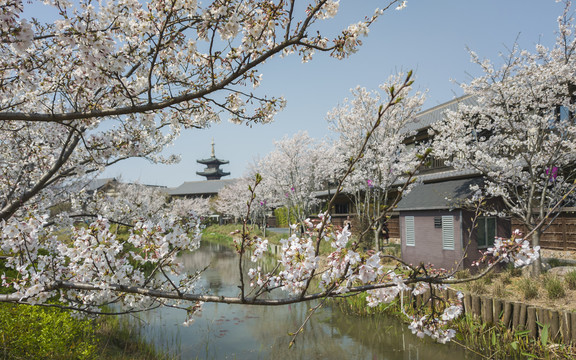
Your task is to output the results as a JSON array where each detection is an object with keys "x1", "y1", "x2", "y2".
[{"x1": 196, "y1": 139, "x2": 230, "y2": 180}]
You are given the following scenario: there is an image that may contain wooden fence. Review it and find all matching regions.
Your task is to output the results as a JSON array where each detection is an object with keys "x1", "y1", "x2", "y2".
[
  {"x1": 512, "y1": 209, "x2": 576, "y2": 251},
  {"x1": 415, "y1": 289, "x2": 576, "y2": 345}
]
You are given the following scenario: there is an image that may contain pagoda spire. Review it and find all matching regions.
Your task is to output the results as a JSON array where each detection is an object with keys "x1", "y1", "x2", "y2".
[{"x1": 196, "y1": 140, "x2": 230, "y2": 180}]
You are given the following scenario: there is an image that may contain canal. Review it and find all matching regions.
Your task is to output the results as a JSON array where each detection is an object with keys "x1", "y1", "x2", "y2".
[{"x1": 135, "y1": 242, "x2": 480, "y2": 359}]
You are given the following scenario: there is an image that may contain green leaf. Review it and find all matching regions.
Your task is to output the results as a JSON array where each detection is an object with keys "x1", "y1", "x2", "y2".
[{"x1": 540, "y1": 324, "x2": 549, "y2": 347}]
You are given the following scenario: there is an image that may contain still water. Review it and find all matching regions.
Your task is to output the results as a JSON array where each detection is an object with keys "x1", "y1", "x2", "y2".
[{"x1": 135, "y1": 242, "x2": 480, "y2": 359}]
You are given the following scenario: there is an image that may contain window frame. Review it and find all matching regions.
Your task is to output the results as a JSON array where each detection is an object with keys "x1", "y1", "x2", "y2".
[{"x1": 477, "y1": 216, "x2": 497, "y2": 249}]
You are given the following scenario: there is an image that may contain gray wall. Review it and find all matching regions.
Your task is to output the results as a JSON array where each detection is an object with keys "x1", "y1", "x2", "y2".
[{"x1": 400, "y1": 210, "x2": 465, "y2": 272}]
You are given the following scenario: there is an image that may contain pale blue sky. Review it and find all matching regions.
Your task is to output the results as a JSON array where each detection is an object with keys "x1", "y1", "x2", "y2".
[{"x1": 100, "y1": 0, "x2": 565, "y2": 187}]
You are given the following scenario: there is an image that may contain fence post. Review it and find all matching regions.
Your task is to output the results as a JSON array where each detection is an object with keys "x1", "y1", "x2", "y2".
[
  {"x1": 519, "y1": 303, "x2": 528, "y2": 330},
  {"x1": 571, "y1": 312, "x2": 576, "y2": 344},
  {"x1": 481, "y1": 296, "x2": 493, "y2": 324},
  {"x1": 527, "y1": 307, "x2": 538, "y2": 338},
  {"x1": 502, "y1": 301, "x2": 513, "y2": 328},
  {"x1": 471, "y1": 294, "x2": 481, "y2": 318},
  {"x1": 512, "y1": 302, "x2": 521, "y2": 329},
  {"x1": 492, "y1": 299, "x2": 503, "y2": 324},
  {"x1": 561, "y1": 310, "x2": 571, "y2": 344}
]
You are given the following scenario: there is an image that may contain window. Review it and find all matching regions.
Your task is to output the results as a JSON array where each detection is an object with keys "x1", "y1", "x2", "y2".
[
  {"x1": 442, "y1": 215, "x2": 454, "y2": 250},
  {"x1": 477, "y1": 217, "x2": 496, "y2": 248},
  {"x1": 405, "y1": 216, "x2": 415, "y2": 246},
  {"x1": 334, "y1": 203, "x2": 349, "y2": 214},
  {"x1": 434, "y1": 217, "x2": 442, "y2": 228}
]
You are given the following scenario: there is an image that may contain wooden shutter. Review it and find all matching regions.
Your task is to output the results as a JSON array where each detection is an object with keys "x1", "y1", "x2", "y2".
[
  {"x1": 442, "y1": 215, "x2": 454, "y2": 250},
  {"x1": 405, "y1": 216, "x2": 415, "y2": 246}
]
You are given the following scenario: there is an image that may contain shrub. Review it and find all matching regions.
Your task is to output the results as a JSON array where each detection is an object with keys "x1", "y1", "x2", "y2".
[
  {"x1": 517, "y1": 278, "x2": 539, "y2": 300},
  {"x1": 0, "y1": 303, "x2": 97, "y2": 360},
  {"x1": 565, "y1": 270, "x2": 576, "y2": 290},
  {"x1": 543, "y1": 275, "x2": 566, "y2": 299}
]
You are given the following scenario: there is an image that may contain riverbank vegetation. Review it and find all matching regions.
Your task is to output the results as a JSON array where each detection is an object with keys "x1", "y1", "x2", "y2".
[
  {"x1": 332, "y1": 290, "x2": 576, "y2": 359},
  {"x1": 201, "y1": 223, "x2": 286, "y2": 245},
  {"x1": 0, "y1": 303, "x2": 172, "y2": 360},
  {"x1": 455, "y1": 265, "x2": 576, "y2": 312}
]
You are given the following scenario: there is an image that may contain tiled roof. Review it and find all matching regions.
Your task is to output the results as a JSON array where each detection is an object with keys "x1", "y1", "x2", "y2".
[
  {"x1": 403, "y1": 94, "x2": 477, "y2": 133},
  {"x1": 395, "y1": 177, "x2": 483, "y2": 211},
  {"x1": 166, "y1": 179, "x2": 237, "y2": 196},
  {"x1": 86, "y1": 178, "x2": 117, "y2": 191}
]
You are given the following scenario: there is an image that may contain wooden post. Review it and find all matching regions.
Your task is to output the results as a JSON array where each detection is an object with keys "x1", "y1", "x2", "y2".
[
  {"x1": 512, "y1": 302, "x2": 521, "y2": 329},
  {"x1": 560, "y1": 311, "x2": 571, "y2": 344},
  {"x1": 537, "y1": 308, "x2": 547, "y2": 326},
  {"x1": 492, "y1": 299, "x2": 503, "y2": 324},
  {"x1": 472, "y1": 294, "x2": 481, "y2": 318},
  {"x1": 519, "y1": 303, "x2": 528, "y2": 330},
  {"x1": 571, "y1": 312, "x2": 576, "y2": 344},
  {"x1": 527, "y1": 307, "x2": 538, "y2": 339},
  {"x1": 463, "y1": 293, "x2": 472, "y2": 315},
  {"x1": 502, "y1": 301, "x2": 513, "y2": 328},
  {"x1": 481, "y1": 296, "x2": 493, "y2": 324},
  {"x1": 549, "y1": 310, "x2": 560, "y2": 342}
]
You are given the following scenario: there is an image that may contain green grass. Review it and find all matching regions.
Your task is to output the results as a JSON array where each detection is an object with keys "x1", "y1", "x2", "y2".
[
  {"x1": 517, "y1": 277, "x2": 539, "y2": 300},
  {"x1": 542, "y1": 274, "x2": 566, "y2": 299},
  {"x1": 565, "y1": 270, "x2": 576, "y2": 290},
  {"x1": 202, "y1": 224, "x2": 287, "y2": 245}
]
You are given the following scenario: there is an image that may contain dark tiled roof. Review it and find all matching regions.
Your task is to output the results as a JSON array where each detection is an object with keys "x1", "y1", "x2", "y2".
[
  {"x1": 395, "y1": 177, "x2": 483, "y2": 211},
  {"x1": 86, "y1": 178, "x2": 117, "y2": 191},
  {"x1": 403, "y1": 94, "x2": 477, "y2": 133},
  {"x1": 196, "y1": 168, "x2": 231, "y2": 177},
  {"x1": 166, "y1": 179, "x2": 237, "y2": 196},
  {"x1": 197, "y1": 156, "x2": 229, "y2": 165}
]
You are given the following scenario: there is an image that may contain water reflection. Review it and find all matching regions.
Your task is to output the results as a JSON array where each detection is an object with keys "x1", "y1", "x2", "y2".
[{"x1": 135, "y1": 242, "x2": 480, "y2": 359}]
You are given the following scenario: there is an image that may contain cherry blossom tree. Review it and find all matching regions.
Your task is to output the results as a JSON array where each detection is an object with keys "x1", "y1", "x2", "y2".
[
  {"x1": 326, "y1": 74, "x2": 426, "y2": 248},
  {"x1": 215, "y1": 176, "x2": 270, "y2": 226},
  {"x1": 256, "y1": 131, "x2": 334, "y2": 225},
  {"x1": 0, "y1": 0, "x2": 541, "y2": 344},
  {"x1": 0, "y1": 0, "x2": 396, "y2": 224},
  {"x1": 432, "y1": 1, "x2": 576, "y2": 274},
  {"x1": 169, "y1": 196, "x2": 213, "y2": 219}
]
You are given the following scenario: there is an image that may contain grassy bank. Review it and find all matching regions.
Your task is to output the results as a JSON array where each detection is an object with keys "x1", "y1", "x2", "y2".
[
  {"x1": 0, "y1": 303, "x2": 172, "y2": 360},
  {"x1": 332, "y1": 291, "x2": 576, "y2": 359},
  {"x1": 202, "y1": 223, "x2": 288, "y2": 245}
]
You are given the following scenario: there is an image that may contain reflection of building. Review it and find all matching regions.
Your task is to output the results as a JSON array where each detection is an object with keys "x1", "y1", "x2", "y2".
[{"x1": 196, "y1": 139, "x2": 230, "y2": 180}]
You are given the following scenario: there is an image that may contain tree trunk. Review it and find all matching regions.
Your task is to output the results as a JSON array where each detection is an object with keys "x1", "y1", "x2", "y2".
[
  {"x1": 373, "y1": 222, "x2": 382, "y2": 251},
  {"x1": 530, "y1": 230, "x2": 542, "y2": 276}
]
